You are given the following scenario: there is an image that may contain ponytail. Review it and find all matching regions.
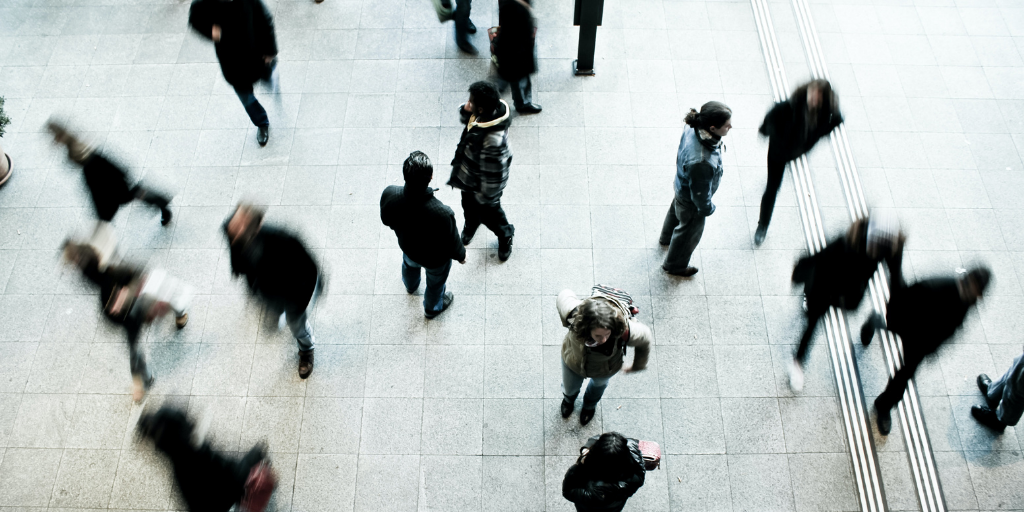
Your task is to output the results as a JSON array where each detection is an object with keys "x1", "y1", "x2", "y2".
[{"x1": 684, "y1": 101, "x2": 732, "y2": 130}]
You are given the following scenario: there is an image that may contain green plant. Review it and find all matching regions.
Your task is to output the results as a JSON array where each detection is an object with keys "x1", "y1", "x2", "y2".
[{"x1": 0, "y1": 96, "x2": 10, "y2": 139}]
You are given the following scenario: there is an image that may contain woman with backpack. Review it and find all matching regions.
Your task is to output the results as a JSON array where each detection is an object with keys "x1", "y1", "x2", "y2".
[
  {"x1": 557, "y1": 287, "x2": 652, "y2": 425},
  {"x1": 562, "y1": 432, "x2": 647, "y2": 512}
]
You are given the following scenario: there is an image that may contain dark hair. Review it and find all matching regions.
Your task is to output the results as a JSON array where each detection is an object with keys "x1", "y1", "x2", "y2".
[
  {"x1": 684, "y1": 101, "x2": 732, "y2": 130},
  {"x1": 468, "y1": 81, "x2": 501, "y2": 116},
  {"x1": 794, "y1": 79, "x2": 835, "y2": 109},
  {"x1": 403, "y1": 151, "x2": 433, "y2": 189},
  {"x1": 583, "y1": 432, "x2": 633, "y2": 476},
  {"x1": 570, "y1": 298, "x2": 627, "y2": 343},
  {"x1": 967, "y1": 267, "x2": 991, "y2": 295}
]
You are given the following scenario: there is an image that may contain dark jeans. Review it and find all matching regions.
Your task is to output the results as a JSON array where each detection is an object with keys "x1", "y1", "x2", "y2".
[
  {"x1": 402, "y1": 254, "x2": 452, "y2": 313},
  {"x1": 454, "y1": 0, "x2": 472, "y2": 39},
  {"x1": 233, "y1": 84, "x2": 269, "y2": 128},
  {"x1": 461, "y1": 191, "x2": 514, "y2": 240},
  {"x1": 660, "y1": 194, "x2": 705, "y2": 272},
  {"x1": 510, "y1": 76, "x2": 532, "y2": 108},
  {"x1": 795, "y1": 304, "x2": 829, "y2": 364},
  {"x1": 758, "y1": 142, "x2": 788, "y2": 228}
]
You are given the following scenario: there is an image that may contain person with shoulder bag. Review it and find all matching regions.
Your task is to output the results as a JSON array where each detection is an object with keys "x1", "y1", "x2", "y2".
[
  {"x1": 557, "y1": 286, "x2": 652, "y2": 425},
  {"x1": 562, "y1": 432, "x2": 647, "y2": 512}
]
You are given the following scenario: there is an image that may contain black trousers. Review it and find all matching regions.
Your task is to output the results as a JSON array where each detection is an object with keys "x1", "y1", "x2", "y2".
[
  {"x1": 795, "y1": 304, "x2": 828, "y2": 364},
  {"x1": 454, "y1": 0, "x2": 472, "y2": 39},
  {"x1": 875, "y1": 340, "x2": 936, "y2": 412},
  {"x1": 758, "y1": 140, "x2": 789, "y2": 229},
  {"x1": 461, "y1": 191, "x2": 514, "y2": 239}
]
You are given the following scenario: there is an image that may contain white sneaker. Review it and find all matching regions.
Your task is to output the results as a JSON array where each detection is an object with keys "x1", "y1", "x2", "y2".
[{"x1": 788, "y1": 359, "x2": 805, "y2": 392}]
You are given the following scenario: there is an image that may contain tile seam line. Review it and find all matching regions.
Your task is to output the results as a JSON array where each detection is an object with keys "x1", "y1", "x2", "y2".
[
  {"x1": 790, "y1": 0, "x2": 949, "y2": 510},
  {"x1": 750, "y1": 1, "x2": 885, "y2": 512}
]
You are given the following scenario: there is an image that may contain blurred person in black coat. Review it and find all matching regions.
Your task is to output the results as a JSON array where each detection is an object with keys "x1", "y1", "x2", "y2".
[
  {"x1": 755, "y1": 80, "x2": 843, "y2": 245},
  {"x1": 189, "y1": 0, "x2": 278, "y2": 146},
  {"x1": 864, "y1": 266, "x2": 991, "y2": 435},
  {"x1": 493, "y1": 0, "x2": 541, "y2": 114},
  {"x1": 224, "y1": 203, "x2": 321, "y2": 378},
  {"x1": 788, "y1": 213, "x2": 904, "y2": 391}
]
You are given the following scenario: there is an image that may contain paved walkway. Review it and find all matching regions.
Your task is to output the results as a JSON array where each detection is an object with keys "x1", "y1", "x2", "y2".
[{"x1": 0, "y1": 0, "x2": 1020, "y2": 511}]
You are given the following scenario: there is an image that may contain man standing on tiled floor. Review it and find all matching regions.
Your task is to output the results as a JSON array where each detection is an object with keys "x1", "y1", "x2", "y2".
[
  {"x1": 224, "y1": 203, "x2": 321, "y2": 379},
  {"x1": 660, "y1": 101, "x2": 732, "y2": 278},
  {"x1": 449, "y1": 81, "x2": 516, "y2": 262},
  {"x1": 974, "y1": 347, "x2": 1024, "y2": 433},
  {"x1": 381, "y1": 151, "x2": 466, "y2": 319},
  {"x1": 189, "y1": 0, "x2": 279, "y2": 147}
]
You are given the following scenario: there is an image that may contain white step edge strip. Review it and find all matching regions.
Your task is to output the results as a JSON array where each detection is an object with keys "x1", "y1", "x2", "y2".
[
  {"x1": 749, "y1": 1, "x2": 886, "y2": 511},
  {"x1": 789, "y1": 0, "x2": 947, "y2": 510}
]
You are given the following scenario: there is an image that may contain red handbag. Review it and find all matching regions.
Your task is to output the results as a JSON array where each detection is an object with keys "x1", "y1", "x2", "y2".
[
  {"x1": 637, "y1": 440, "x2": 661, "y2": 470},
  {"x1": 240, "y1": 460, "x2": 278, "y2": 512}
]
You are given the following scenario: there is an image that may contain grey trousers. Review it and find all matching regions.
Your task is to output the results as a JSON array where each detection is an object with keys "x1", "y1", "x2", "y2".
[
  {"x1": 988, "y1": 351, "x2": 1024, "y2": 426},
  {"x1": 561, "y1": 360, "x2": 612, "y2": 411},
  {"x1": 660, "y1": 195, "x2": 705, "y2": 273}
]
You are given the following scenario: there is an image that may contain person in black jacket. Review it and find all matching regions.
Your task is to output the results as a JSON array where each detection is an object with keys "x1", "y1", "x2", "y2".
[
  {"x1": 864, "y1": 266, "x2": 990, "y2": 435},
  {"x1": 789, "y1": 213, "x2": 904, "y2": 391},
  {"x1": 63, "y1": 242, "x2": 190, "y2": 401},
  {"x1": 48, "y1": 121, "x2": 173, "y2": 227},
  {"x1": 755, "y1": 80, "x2": 843, "y2": 245},
  {"x1": 224, "y1": 204, "x2": 321, "y2": 378},
  {"x1": 138, "y1": 406, "x2": 272, "y2": 512},
  {"x1": 381, "y1": 151, "x2": 466, "y2": 319},
  {"x1": 493, "y1": 0, "x2": 541, "y2": 114},
  {"x1": 562, "y1": 432, "x2": 646, "y2": 512},
  {"x1": 189, "y1": 0, "x2": 278, "y2": 146}
]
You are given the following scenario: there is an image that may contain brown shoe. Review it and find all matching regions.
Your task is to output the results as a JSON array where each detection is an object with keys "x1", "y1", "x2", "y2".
[
  {"x1": 175, "y1": 313, "x2": 188, "y2": 329},
  {"x1": 298, "y1": 349, "x2": 314, "y2": 379}
]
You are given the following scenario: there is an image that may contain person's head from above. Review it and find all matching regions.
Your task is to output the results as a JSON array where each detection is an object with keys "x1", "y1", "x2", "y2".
[
  {"x1": 61, "y1": 240, "x2": 99, "y2": 270},
  {"x1": 957, "y1": 266, "x2": 991, "y2": 304},
  {"x1": 864, "y1": 210, "x2": 903, "y2": 259},
  {"x1": 582, "y1": 432, "x2": 634, "y2": 476},
  {"x1": 403, "y1": 151, "x2": 433, "y2": 190},
  {"x1": 226, "y1": 203, "x2": 266, "y2": 246},
  {"x1": 800, "y1": 79, "x2": 833, "y2": 113},
  {"x1": 466, "y1": 81, "x2": 501, "y2": 117},
  {"x1": 684, "y1": 101, "x2": 733, "y2": 138},
  {"x1": 572, "y1": 298, "x2": 627, "y2": 348},
  {"x1": 137, "y1": 407, "x2": 193, "y2": 449}
]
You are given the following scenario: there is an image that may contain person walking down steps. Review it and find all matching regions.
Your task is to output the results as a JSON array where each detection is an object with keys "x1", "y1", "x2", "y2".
[{"x1": 660, "y1": 101, "x2": 732, "y2": 277}]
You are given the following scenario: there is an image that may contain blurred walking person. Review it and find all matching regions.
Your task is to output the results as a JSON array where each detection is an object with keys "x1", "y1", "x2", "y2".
[
  {"x1": 755, "y1": 79, "x2": 842, "y2": 245},
  {"x1": 223, "y1": 204, "x2": 321, "y2": 378},
  {"x1": 63, "y1": 242, "x2": 192, "y2": 401},
  {"x1": 660, "y1": 101, "x2": 732, "y2": 277},
  {"x1": 492, "y1": 0, "x2": 541, "y2": 114},
  {"x1": 790, "y1": 213, "x2": 904, "y2": 391},
  {"x1": 138, "y1": 406, "x2": 277, "y2": 512},
  {"x1": 381, "y1": 151, "x2": 466, "y2": 318},
  {"x1": 189, "y1": 0, "x2": 278, "y2": 146},
  {"x1": 562, "y1": 432, "x2": 646, "y2": 512},
  {"x1": 448, "y1": 81, "x2": 515, "y2": 261},
  {"x1": 974, "y1": 346, "x2": 1024, "y2": 433},
  {"x1": 557, "y1": 287, "x2": 651, "y2": 425}
]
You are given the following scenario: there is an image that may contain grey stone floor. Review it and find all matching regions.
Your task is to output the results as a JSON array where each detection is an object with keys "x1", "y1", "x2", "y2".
[{"x1": 0, "y1": 0, "x2": 1019, "y2": 511}]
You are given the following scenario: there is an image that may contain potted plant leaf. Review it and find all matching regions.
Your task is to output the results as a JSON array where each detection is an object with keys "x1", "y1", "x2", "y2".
[{"x1": 0, "y1": 96, "x2": 11, "y2": 186}]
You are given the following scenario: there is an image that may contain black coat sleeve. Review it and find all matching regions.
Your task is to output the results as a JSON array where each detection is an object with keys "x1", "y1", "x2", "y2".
[
  {"x1": 250, "y1": 0, "x2": 278, "y2": 56},
  {"x1": 562, "y1": 465, "x2": 607, "y2": 506},
  {"x1": 759, "y1": 101, "x2": 790, "y2": 137}
]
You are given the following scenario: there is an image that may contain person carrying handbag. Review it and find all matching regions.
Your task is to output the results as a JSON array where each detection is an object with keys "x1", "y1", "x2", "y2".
[
  {"x1": 562, "y1": 432, "x2": 647, "y2": 512},
  {"x1": 491, "y1": 0, "x2": 542, "y2": 114}
]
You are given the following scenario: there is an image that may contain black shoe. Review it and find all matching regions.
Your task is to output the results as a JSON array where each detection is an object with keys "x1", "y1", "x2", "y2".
[
  {"x1": 664, "y1": 266, "x2": 698, "y2": 277},
  {"x1": 455, "y1": 30, "x2": 477, "y2": 54},
  {"x1": 516, "y1": 103, "x2": 542, "y2": 114},
  {"x1": 874, "y1": 398, "x2": 892, "y2": 435},
  {"x1": 466, "y1": 19, "x2": 477, "y2": 34},
  {"x1": 161, "y1": 208, "x2": 173, "y2": 226},
  {"x1": 861, "y1": 313, "x2": 883, "y2": 346},
  {"x1": 461, "y1": 228, "x2": 476, "y2": 246},
  {"x1": 298, "y1": 349, "x2": 314, "y2": 379},
  {"x1": 257, "y1": 125, "x2": 269, "y2": 146},
  {"x1": 580, "y1": 407, "x2": 595, "y2": 426},
  {"x1": 971, "y1": 405, "x2": 1006, "y2": 432},
  {"x1": 498, "y1": 235, "x2": 513, "y2": 262},
  {"x1": 425, "y1": 291, "x2": 454, "y2": 319},
  {"x1": 977, "y1": 373, "x2": 992, "y2": 395},
  {"x1": 754, "y1": 224, "x2": 767, "y2": 246},
  {"x1": 560, "y1": 399, "x2": 574, "y2": 418}
]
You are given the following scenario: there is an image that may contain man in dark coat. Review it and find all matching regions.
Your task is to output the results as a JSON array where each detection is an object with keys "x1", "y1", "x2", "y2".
[
  {"x1": 755, "y1": 79, "x2": 843, "y2": 245},
  {"x1": 865, "y1": 267, "x2": 991, "y2": 435},
  {"x1": 189, "y1": 0, "x2": 278, "y2": 146},
  {"x1": 789, "y1": 214, "x2": 903, "y2": 391},
  {"x1": 493, "y1": 0, "x2": 541, "y2": 114},
  {"x1": 224, "y1": 204, "x2": 320, "y2": 378},
  {"x1": 48, "y1": 121, "x2": 173, "y2": 226},
  {"x1": 381, "y1": 151, "x2": 466, "y2": 318},
  {"x1": 448, "y1": 81, "x2": 515, "y2": 261},
  {"x1": 138, "y1": 406, "x2": 273, "y2": 512}
]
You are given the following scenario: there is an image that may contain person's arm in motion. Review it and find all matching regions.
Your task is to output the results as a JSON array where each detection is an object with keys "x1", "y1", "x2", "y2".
[
  {"x1": 449, "y1": 214, "x2": 467, "y2": 263},
  {"x1": 623, "y1": 319, "x2": 652, "y2": 372},
  {"x1": 252, "y1": 0, "x2": 278, "y2": 59},
  {"x1": 686, "y1": 161, "x2": 716, "y2": 216}
]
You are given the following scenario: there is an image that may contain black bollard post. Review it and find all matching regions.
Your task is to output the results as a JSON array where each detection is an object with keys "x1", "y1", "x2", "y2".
[{"x1": 573, "y1": 0, "x2": 604, "y2": 76}]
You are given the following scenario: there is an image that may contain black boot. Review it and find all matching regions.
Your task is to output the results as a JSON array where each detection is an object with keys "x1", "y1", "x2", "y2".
[
  {"x1": 861, "y1": 313, "x2": 884, "y2": 346},
  {"x1": 461, "y1": 226, "x2": 476, "y2": 246},
  {"x1": 874, "y1": 398, "x2": 892, "y2": 435},
  {"x1": 754, "y1": 224, "x2": 767, "y2": 246},
  {"x1": 977, "y1": 373, "x2": 992, "y2": 395},
  {"x1": 560, "y1": 399, "x2": 573, "y2": 418},
  {"x1": 971, "y1": 405, "x2": 1006, "y2": 433},
  {"x1": 161, "y1": 208, "x2": 173, "y2": 226},
  {"x1": 298, "y1": 349, "x2": 314, "y2": 379},
  {"x1": 579, "y1": 407, "x2": 595, "y2": 426},
  {"x1": 498, "y1": 235, "x2": 513, "y2": 262}
]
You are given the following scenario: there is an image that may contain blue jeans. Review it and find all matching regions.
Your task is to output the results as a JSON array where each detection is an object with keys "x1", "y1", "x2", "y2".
[
  {"x1": 401, "y1": 254, "x2": 452, "y2": 313},
  {"x1": 988, "y1": 352, "x2": 1024, "y2": 426},
  {"x1": 269, "y1": 277, "x2": 320, "y2": 352},
  {"x1": 233, "y1": 85, "x2": 269, "y2": 127},
  {"x1": 562, "y1": 360, "x2": 612, "y2": 411}
]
